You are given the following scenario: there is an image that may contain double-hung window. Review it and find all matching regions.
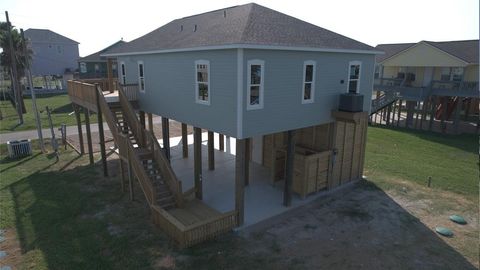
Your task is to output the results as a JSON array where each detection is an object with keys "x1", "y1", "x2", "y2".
[
  {"x1": 302, "y1": 61, "x2": 316, "y2": 103},
  {"x1": 195, "y1": 60, "x2": 210, "y2": 105},
  {"x1": 347, "y1": 61, "x2": 361, "y2": 93},
  {"x1": 138, "y1": 61, "x2": 145, "y2": 92},
  {"x1": 247, "y1": 60, "x2": 264, "y2": 110},
  {"x1": 120, "y1": 62, "x2": 126, "y2": 85}
]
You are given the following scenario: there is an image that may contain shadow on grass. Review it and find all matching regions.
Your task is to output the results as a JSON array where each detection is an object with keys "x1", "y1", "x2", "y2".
[
  {"x1": 370, "y1": 125, "x2": 477, "y2": 154},
  {"x1": 0, "y1": 153, "x2": 42, "y2": 173},
  {"x1": 51, "y1": 103, "x2": 73, "y2": 114}
]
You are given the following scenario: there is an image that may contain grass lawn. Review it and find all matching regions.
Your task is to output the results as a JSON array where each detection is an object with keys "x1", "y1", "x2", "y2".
[
  {"x1": 364, "y1": 126, "x2": 478, "y2": 200},
  {"x1": 0, "y1": 94, "x2": 96, "y2": 134}
]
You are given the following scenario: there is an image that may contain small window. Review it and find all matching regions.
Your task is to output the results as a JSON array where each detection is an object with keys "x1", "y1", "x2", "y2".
[
  {"x1": 452, "y1": 67, "x2": 463, "y2": 82},
  {"x1": 120, "y1": 62, "x2": 126, "y2": 85},
  {"x1": 138, "y1": 61, "x2": 145, "y2": 92},
  {"x1": 302, "y1": 61, "x2": 316, "y2": 104},
  {"x1": 247, "y1": 60, "x2": 264, "y2": 110},
  {"x1": 80, "y1": 62, "x2": 87, "y2": 73},
  {"x1": 347, "y1": 61, "x2": 361, "y2": 93},
  {"x1": 195, "y1": 60, "x2": 210, "y2": 105}
]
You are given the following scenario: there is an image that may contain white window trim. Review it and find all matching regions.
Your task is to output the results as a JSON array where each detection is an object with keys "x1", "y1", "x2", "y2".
[
  {"x1": 120, "y1": 61, "x2": 126, "y2": 85},
  {"x1": 301, "y1": 60, "x2": 316, "y2": 104},
  {"x1": 247, "y1": 59, "x2": 265, "y2": 110},
  {"x1": 138, "y1": 61, "x2": 145, "y2": 92},
  {"x1": 347, "y1": 60, "x2": 362, "y2": 93},
  {"x1": 195, "y1": 60, "x2": 210, "y2": 105}
]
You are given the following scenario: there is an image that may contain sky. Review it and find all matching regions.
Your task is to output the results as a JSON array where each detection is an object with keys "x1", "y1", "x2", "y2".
[{"x1": 1, "y1": 0, "x2": 478, "y2": 57}]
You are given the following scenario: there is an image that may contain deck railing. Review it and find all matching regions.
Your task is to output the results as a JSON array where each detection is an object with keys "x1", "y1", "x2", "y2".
[
  {"x1": 151, "y1": 206, "x2": 238, "y2": 248},
  {"x1": 120, "y1": 83, "x2": 139, "y2": 101},
  {"x1": 80, "y1": 78, "x2": 118, "y2": 93}
]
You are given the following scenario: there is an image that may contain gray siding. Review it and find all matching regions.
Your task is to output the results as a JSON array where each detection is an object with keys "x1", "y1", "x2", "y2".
[
  {"x1": 117, "y1": 49, "x2": 238, "y2": 136},
  {"x1": 31, "y1": 42, "x2": 79, "y2": 76},
  {"x1": 241, "y1": 49, "x2": 374, "y2": 138}
]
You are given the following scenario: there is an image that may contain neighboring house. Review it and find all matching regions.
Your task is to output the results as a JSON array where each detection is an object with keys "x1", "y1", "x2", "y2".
[
  {"x1": 24, "y1": 28, "x2": 79, "y2": 76},
  {"x1": 68, "y1": 3, "x2": 382, "y2": 245},
  {"x1": 372, "y1": 40, "x2": 479, "y2": 133},
  {"x1": 374, "y1": 40, "x2": 478, "y2": 98},
  {"x1": 78, "y1": 40, "x2": 126, "y2": 79}
]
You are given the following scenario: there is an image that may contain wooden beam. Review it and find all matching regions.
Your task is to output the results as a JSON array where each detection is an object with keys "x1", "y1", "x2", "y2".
[
  {"x1": 219, "y1": 134, "x2": 225, "y2": 151},
  {"x1": 162, "y1": 117, "x2": 170, "y2": 161},
  {"x1": 235, "y1": 139, "x2": 246, "y2": 225},
  {"x1": 245, "y1": 138, "x2": 250, "y2": 186},
  {"x1": 147, "y1": 113, "x2": 153, "y2": 132},
  {"x1": 283, "y1": 130, "x2": 296, "y2": 207},
  {"x1": 194, "y1": 127, "x2": 203, "y2": 200},
  {"x1": 74, "y1": 104, "x2": 84, "y2": 154},
  {"x1": 181, "y1": 123, "x2": 188, "y2": 158},
  {"x1": 84, "y1": 108, "x2": 94, "y2": 165},
  {"x1": 208, "y1": 131, "x2": 215, "y2": 170},
  {"x1": 96, "y1": 88, "x2": 108, "y2": 177}
]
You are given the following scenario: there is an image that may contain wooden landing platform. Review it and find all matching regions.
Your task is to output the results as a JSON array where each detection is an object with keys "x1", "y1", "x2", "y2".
[{"x1": 168, "y1": 199, "x2": 221, "y2": 226}]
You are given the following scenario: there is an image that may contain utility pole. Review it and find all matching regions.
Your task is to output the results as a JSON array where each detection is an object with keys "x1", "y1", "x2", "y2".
[
  {"x1": 21, "y1": 28, "x2": 45, "y2": 152},
  {"x1": 5, "y1": 11, "x2": 23, "y2": 124}
]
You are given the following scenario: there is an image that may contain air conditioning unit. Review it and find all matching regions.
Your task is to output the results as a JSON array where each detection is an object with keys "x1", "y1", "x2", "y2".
[
  {"x1": 338, "y1": 93, "x2": 364, "y2": 112},
  {"x1": 7, "y1": 139, "x2": 32, "y2": 158}
]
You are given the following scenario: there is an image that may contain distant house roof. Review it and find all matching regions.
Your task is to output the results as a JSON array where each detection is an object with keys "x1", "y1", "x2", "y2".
[
  {"x1": 79, "y1": 40, "x2": 126, "y2": 62},
  {"x1": 104, "y1": 3, "x2": 379, "y2": 56},
  {"x1": 24, "y1": 28, "x2": 79, "y2": 44},
  {"x1": 376, "y1": 40, "x2": 479, "y2": 64}
]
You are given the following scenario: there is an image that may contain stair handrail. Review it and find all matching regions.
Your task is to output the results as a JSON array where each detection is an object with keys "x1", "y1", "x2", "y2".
[{"x1": 118, "y1": 87, "x2": 184, "y2": 208}]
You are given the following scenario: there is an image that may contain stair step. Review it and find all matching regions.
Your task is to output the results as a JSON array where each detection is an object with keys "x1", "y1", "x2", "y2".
[{"x1": 157, "y1": 195, "x2": 174, "y2": 204}]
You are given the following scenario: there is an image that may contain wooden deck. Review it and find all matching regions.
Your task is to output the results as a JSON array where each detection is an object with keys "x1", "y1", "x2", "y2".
[{"x1": 168, "y1": 199, "x2": 222, "y2": 226}]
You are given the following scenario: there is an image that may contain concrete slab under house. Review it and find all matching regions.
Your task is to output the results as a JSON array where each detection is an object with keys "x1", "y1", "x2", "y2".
[{"x1": 66, "y1": 3, "x2": 381, "y2": 247}]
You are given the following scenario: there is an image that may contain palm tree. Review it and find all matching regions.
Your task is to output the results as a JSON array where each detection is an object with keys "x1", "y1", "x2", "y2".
[{"x1": 0, "y1": 21, "x2": 30, "y2": 115}]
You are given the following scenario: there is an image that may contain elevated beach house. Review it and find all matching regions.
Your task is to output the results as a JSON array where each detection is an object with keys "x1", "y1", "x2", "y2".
[{"x1": 68, "y1": 3, "x2": 381, "y2": 247}]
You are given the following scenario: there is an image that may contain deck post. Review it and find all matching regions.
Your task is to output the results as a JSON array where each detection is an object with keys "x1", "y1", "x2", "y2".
[
  {"x1": 441, "y1": 97, "x2": 448, "y2": 133},
  {"x1": 139, "y1": 111, "x2": 146, "y2": 130},
  {"x1": 84, "y1": 108, "x2": 94, "y2": 165},
  {"x1": 219, "y1": 134, "x2": 224, "y2": 151},
  {"x1": 194, "y1": 127, "x2": 203, "y2": 200},
  {"x1": 245, "y1": 138, "x2": 250, "y2": 186},
  {"x1": 464, "y1": 98, "x2": 471, "y2": 121},
  {"x1": 283, "y1": 130, "x2": 296, "y2": 207},
  {"x1": 162, "y1": 117, "x2": 171, "y2": 161},
  {"x1": 74, "y1": 104, "x2": 84, "y2": 154},
  {"x1": 208, "y1": 131, "x2": 214, "y2": 170},
  {"x1": 429, "y1": 96, "x2": 436, "y2": 131},
  {"x1": 391, "y1": 101, "x2": 397, "y2": 126},
  {"x1": 96, "y1": 87, "x2": 108, "y2": 177},
  {"x1": 386, "y1": 104, "x2": 392, "y2": 125},
  {"x1": 453, "y1": 97, "x2": 461, "y2": 134},
  {"x1": 235, "y1": 138, "x2": 246, "y2": 225},
  {"x1": 396, "y1": 99, "x2": 402, "y2": 127},
  {"x1": 405, "y1": 101, "x2": 415, "y2": 128},
  {"x1": 107, "y1": 58, "x2": 114, "y2": 93},
  {"x1": 147, "y1": 113, "x2": 153, "y2": 132},
  {"x1": 414, "y1": 101, "x2": 420, "y2": 129},
  {"x1": 119, "y1": 159, "x2": 126, "y2": 192},
  {"x1": 182, "y1": 123, "x2": 188, "y2": 158}
]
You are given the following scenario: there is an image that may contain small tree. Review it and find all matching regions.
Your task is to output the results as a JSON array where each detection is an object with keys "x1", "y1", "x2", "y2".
[{"x1": 0, "y1": 21, "x2": 30, "y2": 114}]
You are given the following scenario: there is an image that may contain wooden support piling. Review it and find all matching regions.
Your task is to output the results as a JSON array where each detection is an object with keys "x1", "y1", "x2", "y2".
[
  {"x1": 391, "y1": 101, "x2": 397, "y2": 126},
  {"x1": 182, "y1": 123, "x2": 188, "y2": 158},
  {"x1": 429, "y1": 96, "x2": 436, "y2": 131},
  {"x1": 441, "y1": 97, "x2": 448, "y2": 133},
  {"x1": 245, "y1": 138, "x2": 250, "y2": 186},
  {"x1": 386, "y1": 104, "x2": 392, "y2": 125},
  {"x1": 119, "y1": 159, "x2": 126, "y2": 192},
  {"x1": 74, "y1": 104, "x2": 85, "y2": 154},
  {"x1": 283, "y1": 130, "x2": 296, "y2": 207},
  {"x1": 453, "y1": 97, "x2": 461, "y2": 134},
  {"x1": 396, "y1": 100, "x2": 402, "y2": 127},
  {"x1": 194, "y1": 127, "x2": 203, "y2": 200},
  {"x1": 235, "y1": 139, "x2": 246, "y2": 225},
  {"x1": 147, "y1": 113, "x2": 153, "y2": 132},
  {"x1": 219, "y1": 134, "x2": 225, "y2": 151},
  {"x1": 96, "y1": 88, "x2": 108, "y2": 177},
  {"x1": 208, "y1": 131, "x2": 215, "y2": 170},
  {"x1": 414, "y1": 102, "x2": 420, "y2": 129},
  {"x1": 139, "y1": 111, "x2": 146, "y2": 130},
  {"x1": 162, "y1": 117, "x2": 170, "y2": 161},
  {"x1": 84, "y1": 108, "x2": 94, "y2": 165}
]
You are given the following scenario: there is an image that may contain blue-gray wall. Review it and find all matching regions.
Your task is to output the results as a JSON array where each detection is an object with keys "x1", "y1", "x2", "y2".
[
  {"x1": 241, "y1": 49, "x2": 374, "y2": 138},
  {"x1": 117, "y1": 49, "x2": 238, "y2": 136},
  {"x1": 30, "y1": 42, "x2": 79, "y2": 76},
  {"x1": 117, "y1": 49, "x2": 375, "y2": 139}
]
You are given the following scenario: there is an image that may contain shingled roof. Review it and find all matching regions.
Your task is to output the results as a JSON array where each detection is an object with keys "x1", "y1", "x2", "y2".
[
  {"x1": 24, "y1": 28, "x2": 79, "y2": 44},
  {"x1": 375, "y1": 40, "x2": 479, "y2": 64},
  {"x1": 104, "y1": 3, "x2": 377, "y2": 56},
  {"x1": 79, "y1": 40, "x2": 126, "y2": 62}
]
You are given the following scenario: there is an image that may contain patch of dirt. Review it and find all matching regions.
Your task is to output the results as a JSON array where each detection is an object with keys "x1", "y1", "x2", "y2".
[
  {"x1": 0, "y1": 228, "x2": 23, "y2": 269},
  {"x1": 241, "y1": 180, "x2": 478, "y2": 270}
]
